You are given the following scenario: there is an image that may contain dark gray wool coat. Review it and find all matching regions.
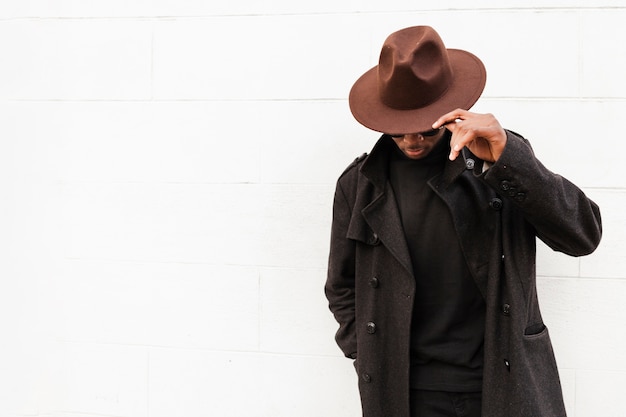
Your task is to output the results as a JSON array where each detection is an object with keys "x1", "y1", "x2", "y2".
[{"x1": 325, "y1": 131, "x2": 602, "y2": 417}]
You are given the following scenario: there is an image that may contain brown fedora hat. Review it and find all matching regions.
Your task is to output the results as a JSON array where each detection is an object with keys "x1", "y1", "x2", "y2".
[{"x1": 349, "y1": 26, "x2": 486, "y2": 135}]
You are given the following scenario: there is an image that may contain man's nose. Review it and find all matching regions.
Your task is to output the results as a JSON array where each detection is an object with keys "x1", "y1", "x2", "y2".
[{"x1": 404, "y1": 133, "x2": 424, "y2": 143}]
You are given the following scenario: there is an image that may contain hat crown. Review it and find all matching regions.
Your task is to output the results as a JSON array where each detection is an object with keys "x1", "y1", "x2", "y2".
[
  {"x1": 378, "y1": 26, "x2": 453, "y2": 110},
  {"x1": 348, "y1": 25, "x2": 485, "y2": 134}
]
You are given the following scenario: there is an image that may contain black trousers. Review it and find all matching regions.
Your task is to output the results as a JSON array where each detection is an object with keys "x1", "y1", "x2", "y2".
[{"x1": 410, "y1": 390, "x2": 482, "y2": 417}]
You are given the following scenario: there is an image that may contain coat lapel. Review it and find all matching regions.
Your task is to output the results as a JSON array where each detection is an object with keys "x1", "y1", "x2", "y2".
[
  {"x1": 346, "y1": 136, "x2": 414, "y2": 277},
  {"x1": 429, "y1": 150, "x2": 493, "y2": 299},
  {"x1": 361, "y1": 183, "x2": 414, "y2": 276},
  {"x1": 347, "y1": 136, "x2": 495, "y2": 292}
]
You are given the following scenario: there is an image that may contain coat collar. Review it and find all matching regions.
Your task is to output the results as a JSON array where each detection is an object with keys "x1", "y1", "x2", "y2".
[
  {"x1": 360, "y1": 134, "x2": 467, "y2": 190},
  {"x1": 351, "y1": 134, "x2": 466, "y2": 277},
  {"x1": 351, "y1": 134, "x2": 486, "y2": 288}
]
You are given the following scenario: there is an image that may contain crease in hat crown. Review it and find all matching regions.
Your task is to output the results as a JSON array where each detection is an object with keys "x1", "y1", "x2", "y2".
[
  {"x1": 378, "y1": 27, "x2": 453, "y2": 110},
  {"x1": 348, "y1": 25, "x2": 486, "y2": 134}
]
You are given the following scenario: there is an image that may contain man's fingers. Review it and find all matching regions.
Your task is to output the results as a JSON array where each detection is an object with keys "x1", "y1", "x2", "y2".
[
  {"x1": 436, "y1": 110, "x2": 507, "y2": 162},
  {"x1": 448, "y1": 128, "x2": 472, "y2": 161},
  {"x1": 432, "y1": 109, "x2": 468, "y2": 129}
]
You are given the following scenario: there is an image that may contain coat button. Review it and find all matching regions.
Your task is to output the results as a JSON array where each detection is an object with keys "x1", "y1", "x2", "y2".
[
  {"x1": 366, "y1": 322, "x2": 376, "y2": 334},
  {"x1": 489, "y1": 198, "x2": 503, "y2": 210},
  {"x1": 500, "y1": 180, "x2": 512, "y2": 191},
  {"x1": 369, "y1": 276, "x2": 379, "y2": 288},
  {"x1": 465, "y1": 158, "x2": 475, "y2": 170},
  {"x1": 504, "y1": 359, "x2": 511, "y2": 372},
  {"x1": 368, "y1": 233, "x2": 380, "y2": 245},
  {"x1": 362, "y1": 373, "x2": 372, "y2": 383},
  {"x1": 502, "y1": 303, "x2": 511, "y2": 316},
  {"x1": 514, "y1": 192, "x2": 526, "y2": 202}
]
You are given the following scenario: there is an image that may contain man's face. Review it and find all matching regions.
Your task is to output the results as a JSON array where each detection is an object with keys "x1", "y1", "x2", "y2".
[{"x1": 390, "y1": 129, "x2": 446, "y2": 160}]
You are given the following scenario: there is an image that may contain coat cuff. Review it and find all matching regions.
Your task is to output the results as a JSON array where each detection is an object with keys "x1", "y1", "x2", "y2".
[{"x1": 482, "y1": 130, "x2": 537, "y2": 205}]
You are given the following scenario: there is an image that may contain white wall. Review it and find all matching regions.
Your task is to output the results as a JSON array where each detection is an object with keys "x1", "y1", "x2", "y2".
[{"x1": 0, "y1": 1, "x2": 624, "y2": 416}]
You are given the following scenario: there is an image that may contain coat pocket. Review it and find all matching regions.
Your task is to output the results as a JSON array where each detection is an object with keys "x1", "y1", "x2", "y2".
[
  {"x1": 523, "y1": 322, "x2": 547, "y2": 337},
  {"x1": 516, "y1": 325, "x2": 567, "y2": 415}
]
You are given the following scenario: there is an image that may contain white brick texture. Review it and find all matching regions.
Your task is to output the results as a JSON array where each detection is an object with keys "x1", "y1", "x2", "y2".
[{"x1": 0, "y1": 2, "x2": 624, "y2": 417}]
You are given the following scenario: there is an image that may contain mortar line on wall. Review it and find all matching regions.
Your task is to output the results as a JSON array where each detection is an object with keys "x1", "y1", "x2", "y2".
[
  {"x1": 564, "y1": 367, "x2": 626, "y2": 374},
  {"x1": 61, "y1": 255, "x2": 329, "y2": 269},
  {"x1": 48, "y1": 177, "x2": 626, "y2": 192},
  {"x1": 150, "y1": 19, "x2": 155, "y2": 102},
  {"x1": 1, "y1": 97, "x2": 349, "y2": 103},
  {"x1": 144, "y1": 344, "x2": 348, "y2": 360},
  {"x1": 577, "y1": 10, "x2": 584, "y2": 100},
  {"x1": 0, "y1": 7, "x2": 624, "y2": 21},
  {"x1": 538, "y1": 275, "x2": 626, "y2": 282},
  {"x1": 574, "y1": 368, "x2": 578, "y2": 417},
  {"x1": 59, "y1": 337, "x2": 345, "y2": 360},
  {"x1": 258, "y1": 268, "x2": 262, "y2": 353},
  {"x1": 4, "y1": 97, "x2": 626, "y2": 103},
  {"x1": 52, "y1": 177, "x2": 335, "y2": 185},
  {"x1": 50, "y1": 410, "x2": 126, "y2": 417},
  {"x1": 577, "y1": 257, "x2": 583, "y2": 279},
  {"x1": 146, "y1": 347, "x2": 151, "y2": 417}
]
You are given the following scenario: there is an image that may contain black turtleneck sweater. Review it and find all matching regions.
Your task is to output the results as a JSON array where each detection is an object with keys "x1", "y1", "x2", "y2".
[{"x1": 388, "y1": 135, "x2": 485, "y2": 392}]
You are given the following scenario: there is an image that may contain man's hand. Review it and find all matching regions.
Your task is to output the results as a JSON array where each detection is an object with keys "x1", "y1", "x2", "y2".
[{"x1": 432, "y1": 109, "x2": 507, "y2": 163}]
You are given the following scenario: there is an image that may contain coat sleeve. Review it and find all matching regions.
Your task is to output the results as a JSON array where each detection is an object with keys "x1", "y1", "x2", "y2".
[
  {"x1": 325, "y1": 174, "x2": 358, "y2": 359},
  {"x1": 483, "y1": 131, "x2": 602, "y2": 256}
]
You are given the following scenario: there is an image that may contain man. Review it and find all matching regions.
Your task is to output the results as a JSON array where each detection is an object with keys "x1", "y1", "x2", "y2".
[{"x1": 325, "y1": 26, "x2": 602, "y2": 417}]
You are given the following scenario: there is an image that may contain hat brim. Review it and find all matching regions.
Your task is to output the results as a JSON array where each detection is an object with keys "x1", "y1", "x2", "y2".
[{"x1": 348, "y1": 49, "x2": 486, "y2": 135}]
